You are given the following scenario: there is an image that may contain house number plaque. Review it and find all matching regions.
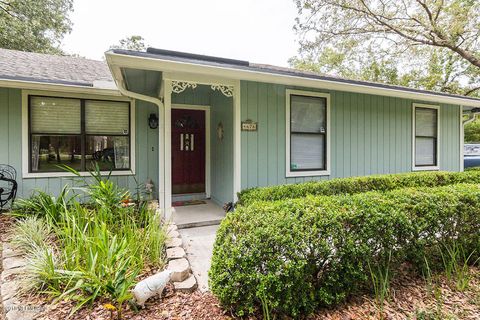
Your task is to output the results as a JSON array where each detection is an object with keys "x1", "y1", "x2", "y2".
[{"x1": 241, "y1": 119, "x2": 257, "y2": 131}]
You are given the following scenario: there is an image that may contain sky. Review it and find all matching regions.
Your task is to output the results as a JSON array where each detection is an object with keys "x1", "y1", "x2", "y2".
[{"x1": 61, "y1": 0, "x2": 300, "y2": 67}]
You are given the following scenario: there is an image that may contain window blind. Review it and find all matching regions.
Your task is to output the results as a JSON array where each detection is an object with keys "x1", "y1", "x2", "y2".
[
  {"x1": 85, "y1": 100, "x2": 129, "y2": 135},
  {"x1": 291, "y1": 134, "x2": 325, "y2": 170},
  {"x1": 30, "y1": 97, "x2": 81, "y2": 134}
]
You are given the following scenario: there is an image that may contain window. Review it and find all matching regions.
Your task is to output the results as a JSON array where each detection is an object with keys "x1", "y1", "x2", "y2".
[
  {"x1": 29, "y1": 96, "x2": 131, "y2": 173},
  {"x1": 413, "y1": 104, "x2": 439, "y2": 170},
  {"x1": 286, "y1": 90, "x2": 330, "y2": 177}
]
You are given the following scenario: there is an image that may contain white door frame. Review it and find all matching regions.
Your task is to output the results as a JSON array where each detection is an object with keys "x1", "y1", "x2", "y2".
[
  {"x1": 162, "y1": 76, "x2": 241, "y2": 219},
  {"x1": 171, "y1": 104, "x2": 211, "y2": 199}
]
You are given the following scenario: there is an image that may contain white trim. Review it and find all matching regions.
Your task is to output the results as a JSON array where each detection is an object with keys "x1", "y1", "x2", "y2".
[
  {"x1": 412, "y1": 103, "x2": 440, "y2": 171},
  {"x1": 163, "y1": 72, "x2": 236, "y2": 87},
  {"x1": 285, "y1": 89, "x2": 331, "y2": 177},
  {"x1": 164, "y1": 80, "x2": 173, "y2": 219},
  {"x1": 233, "y1": 80, "x2": 241, "y2": 201},
  {"x1": 172, "y1": 104, "x2": 211, "y2": 198},
  {"x1": 460, "y1": 107, "x2": 464, "y2": 172},
  {"x1": 21, "y1": 90, "x2": 136, "y2": 178},
  {"x1": 106, "y1": 52, "x2": 480, "y2": 108},
  {"x1": 1, "y1": 78, "x2": 121, "y2": 96}
]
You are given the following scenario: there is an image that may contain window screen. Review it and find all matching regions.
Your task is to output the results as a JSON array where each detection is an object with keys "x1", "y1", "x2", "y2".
[
  {"x1": 290, "y1": 95, "x2": 327, "y2": 171},
  {"x1": 415, "y1": 107, "x2": 438, "y2": 167}
]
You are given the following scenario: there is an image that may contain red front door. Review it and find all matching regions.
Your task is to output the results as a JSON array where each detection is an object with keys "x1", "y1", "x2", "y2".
[{"x1": 172, "y1": 109, "x2": 206, "y2": 194}]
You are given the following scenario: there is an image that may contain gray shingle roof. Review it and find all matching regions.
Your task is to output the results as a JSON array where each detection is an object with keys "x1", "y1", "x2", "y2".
[{"x1": 0, "y1": 48, "x2": 113, "y2": 87}]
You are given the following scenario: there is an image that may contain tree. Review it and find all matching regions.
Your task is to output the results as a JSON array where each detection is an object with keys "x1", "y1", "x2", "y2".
[
  {"x1": 292, "y1": 0, "x2": 480, "y2": 96},
  {"x1": 110, "y1": 35, "x2": 147, "y2": 51},
  {"x1": 0, "y1": 0, "x2": 73, "y2": 54}
]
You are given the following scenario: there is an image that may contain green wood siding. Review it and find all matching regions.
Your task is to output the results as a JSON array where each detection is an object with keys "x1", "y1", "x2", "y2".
[
  {"x1": 0, "y1": 87, "x2": 159, "y2": 200},
  {"x1": 240, "y1": 81, "x2": 462, "y2": 189}
]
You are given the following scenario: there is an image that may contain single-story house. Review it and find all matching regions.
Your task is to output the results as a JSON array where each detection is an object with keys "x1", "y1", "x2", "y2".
[{"x1": 1, "y1": 47, "x2": 479, "y2": 218}]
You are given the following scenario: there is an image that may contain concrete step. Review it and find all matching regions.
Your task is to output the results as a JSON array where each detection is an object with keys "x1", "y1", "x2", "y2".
[
  {"x1": 167, "y1": 258, "x2": 190, "y2": 282},
  {"x1": 166, "y1": 247, "x2": 186, "y2": 260},
  {"x1": 173, "y1": 274, "x2": 197, "y2": 293},
  {"x1": 176, "y1": 219, "x2": 223, "y2": 230}
]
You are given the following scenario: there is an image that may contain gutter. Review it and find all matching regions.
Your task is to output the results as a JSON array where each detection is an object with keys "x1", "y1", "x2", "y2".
[{"x1": 105, "y1": 51, "x2": 480, "y2": 108}]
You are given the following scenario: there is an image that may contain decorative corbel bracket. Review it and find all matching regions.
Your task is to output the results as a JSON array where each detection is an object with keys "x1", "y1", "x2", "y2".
[
  {"x1": 172, "y1": 81, "x2": 198, "y2": 94},
  {"x1": 211, "y1": 85, "x2": 234, "y2": 98}
]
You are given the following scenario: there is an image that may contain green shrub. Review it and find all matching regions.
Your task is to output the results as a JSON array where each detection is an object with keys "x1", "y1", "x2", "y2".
[
  {"x1": 210, "y1": 184, "x2": 480, "y2": 317},
  {"x1": 237, "y1": 171, "x2": 480, "y2": 206}
]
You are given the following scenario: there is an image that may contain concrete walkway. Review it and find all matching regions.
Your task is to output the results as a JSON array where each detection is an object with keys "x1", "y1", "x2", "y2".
[{"x1": 178, "y1": 225, "x2": 219, "y2": 292}]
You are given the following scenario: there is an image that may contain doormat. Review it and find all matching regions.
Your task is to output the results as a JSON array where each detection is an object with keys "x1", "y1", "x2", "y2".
[{"x1": 172, "y1": 200, "x2": 207, "y2": 207}]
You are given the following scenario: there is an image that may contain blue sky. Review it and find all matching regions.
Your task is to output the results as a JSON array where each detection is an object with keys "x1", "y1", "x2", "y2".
[{"x1": 62, "y1": 0, "x2": 299, "y2": 66}]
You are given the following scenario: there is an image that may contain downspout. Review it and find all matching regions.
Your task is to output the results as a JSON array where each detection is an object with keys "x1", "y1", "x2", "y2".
[{"x1": 115, "y1": 78, "x2": 166, "y2": 216}]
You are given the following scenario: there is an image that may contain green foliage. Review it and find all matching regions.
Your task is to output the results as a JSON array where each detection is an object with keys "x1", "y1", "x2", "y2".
[
  {"x1": 11, "y1": 186, "x2": 75, "y2": 224},
  {"x1": 13, "y1": 168, "x2": 167, "y2": 315},
  {"x1": 0, "y1": 0, "x2": 73, "y2": 54},
  {"x1": 368, "y1": 251, "x2": 393, "y2": 315},
  {"x1": 292, "y1": 0, "x2": 480, "y2": 97},
  {"x1": 210, "y1": 184, "x2": 480, "y2": 317},
  {"x1": 11, "y1": 217, "x2": 52, "y2": 254},
  {"x1": 110, "y1": 35, "x2": 148, "y2": 51},
  {"x1": 464, "y1": 117, "x2": 480, "y2": 142},
  {"x1": 238, "y1": 170, "x2": 480, "y2": 206}
]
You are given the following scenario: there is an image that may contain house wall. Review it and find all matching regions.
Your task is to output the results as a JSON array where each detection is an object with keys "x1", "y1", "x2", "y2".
[
  {"x1": 172, "y1": 85, "x2": 234, "y2": 205},
  {"x1": 240, "y1": 81, "x2": 462, "y2": 189},
  {"x1": 0, "y1": 87, "x2": 159, "y2": 199}
]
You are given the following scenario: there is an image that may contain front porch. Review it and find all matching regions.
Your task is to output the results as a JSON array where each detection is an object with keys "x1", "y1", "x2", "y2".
[
  {"x1": 172, "y1": 199, "x2": 225, "y2": 229},
  {"x1": 106, "y1": 53, "x2": 241, "y2": 225}
]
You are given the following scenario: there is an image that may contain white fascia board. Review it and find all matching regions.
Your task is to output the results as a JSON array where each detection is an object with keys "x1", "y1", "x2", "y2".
[
  {"x1": 105, "y1": 52, "x2": 480, "y2": 108},
  {"x1": 0, "y1": 78, "x2": 121, "y2": 96}
]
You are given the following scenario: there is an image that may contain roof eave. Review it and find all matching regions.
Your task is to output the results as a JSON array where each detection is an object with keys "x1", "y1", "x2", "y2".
[
  {"x1": 105, "y1": 51, "x2": 480, "y2": 108},
  {"x1": 0, "y1": 78, "x2": 122, "y2": 96}
]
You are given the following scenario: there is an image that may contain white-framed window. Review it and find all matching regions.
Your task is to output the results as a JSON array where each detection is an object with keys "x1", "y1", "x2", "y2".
[
  {"x1": 412, "y1": 103, "x2": 440, "y2": 171},
  {"x1": 286, "y1": 89, "x2": 331, "y2": 177},
  {"x1": 22, "y1": 90, "x2": 136, "y2": 178}
]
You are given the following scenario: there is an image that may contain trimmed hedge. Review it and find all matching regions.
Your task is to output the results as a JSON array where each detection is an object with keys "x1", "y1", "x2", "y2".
[
  {"x1": 237, "y1": 171, "x2": 480, "y2": 206},
  {"x1": 210, "y1": 184, "x2": 480, "y2": 317}
]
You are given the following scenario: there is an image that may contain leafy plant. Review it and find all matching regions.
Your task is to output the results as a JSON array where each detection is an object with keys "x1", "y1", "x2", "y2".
[
  {"x1": 210, "y1": 183, "x2": 480, "y2": 317},
  {"x1": 440, "y1": 242, "x2": 478, "y2": 291},
  {"x1": 12, "y1": 186, "x2": 75, "y2": 222},
  {"x1": 15, "y1": 165, "x2": 166, "y2": 317},
  {"x1": 368, "y1": 251, "x2": 392, "y2": 316},
  {"x1": 11, "y1": 216, "x2": 52, "y2": 253}
]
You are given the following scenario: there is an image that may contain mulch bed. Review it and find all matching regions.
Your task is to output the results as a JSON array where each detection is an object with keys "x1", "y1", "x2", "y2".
[
  {"x1": 30, "y1": 267, "x2": 480, "y2": 320},
  {"x1": 1, "y1": 213, "x2": 479, "y2": 319},
  {"x1": 0, "y1": 213, "x2": 14, "y2": 320}
]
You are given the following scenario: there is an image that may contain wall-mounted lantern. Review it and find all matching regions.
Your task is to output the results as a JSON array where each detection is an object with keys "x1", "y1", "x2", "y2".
[{"x1": 148, "y1": 113, "x2": 159, "y2": 129}]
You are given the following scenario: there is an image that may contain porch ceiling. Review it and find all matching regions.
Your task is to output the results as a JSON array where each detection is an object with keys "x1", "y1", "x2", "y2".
[{"x1": 122, "y1": 68, "x2": 162, "y2": 98}]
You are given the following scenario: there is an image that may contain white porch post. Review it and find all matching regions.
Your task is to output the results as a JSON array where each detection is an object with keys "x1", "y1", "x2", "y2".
[
  {"x1": 158, "y1": 100, "x2": 165, "y2": 212},
  {"x1": 164, "y1": 80, "x2": 173, "y2": 219},
  {"x1": 233, "y1": 80, "x2": 241, "y2": 201}
]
